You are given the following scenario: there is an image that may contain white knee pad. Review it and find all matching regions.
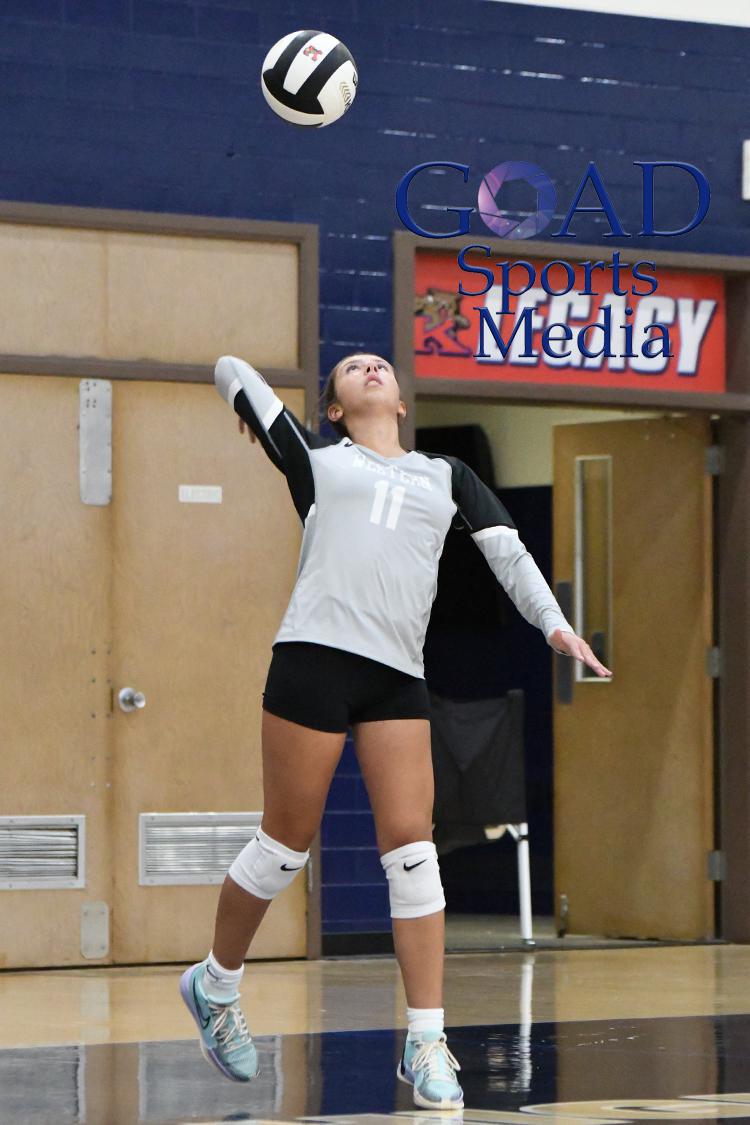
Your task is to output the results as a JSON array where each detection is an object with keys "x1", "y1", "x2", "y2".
[
  {"x1": 380, "y1": 840, "x2": 445, "y2": 919},
  {"x1": 228, "y1": 826, "x2": 309, "y2": 900}
]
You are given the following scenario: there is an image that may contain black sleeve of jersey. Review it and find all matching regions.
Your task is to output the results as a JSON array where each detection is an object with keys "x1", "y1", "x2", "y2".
[
  {"x1": 231, "y1": 388, "x2": 333, "y2": 526},
  {"x1": 418, "y1": 451, "x2": 574, "y2": 647},
  {"x1": 446, "y1": 456, "x2": 517, "y2": 533}
]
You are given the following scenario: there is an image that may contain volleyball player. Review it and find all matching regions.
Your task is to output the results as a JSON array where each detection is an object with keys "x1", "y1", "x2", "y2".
[{"x1": 180, "y1": 353, "x2": 611, "y2": 1109}]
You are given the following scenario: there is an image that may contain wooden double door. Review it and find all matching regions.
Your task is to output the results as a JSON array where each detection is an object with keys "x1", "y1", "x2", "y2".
[{"x1": 0, "y1": 373, "x2": 306, "y2": 967}]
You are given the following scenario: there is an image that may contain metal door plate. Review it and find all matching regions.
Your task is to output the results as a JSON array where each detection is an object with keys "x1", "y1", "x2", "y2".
[
  {"x1": 79, "y1": 380, "x2": 112, "y2": 506},
  {"x1": 81, "y1": 901, "x2": 109, "y2": 959}
]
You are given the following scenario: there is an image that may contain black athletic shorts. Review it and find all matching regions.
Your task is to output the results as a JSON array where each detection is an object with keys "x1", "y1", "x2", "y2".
[{"x1": 262, "y1": 641, "x2": 431, "y2": 733}]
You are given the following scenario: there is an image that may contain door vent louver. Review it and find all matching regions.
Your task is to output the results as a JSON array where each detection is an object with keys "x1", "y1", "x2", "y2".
[
  {"x1": 0, "y1": 816, "x2": 85, "y2": 889},
  {"x1": 139, "y1": 812, "x2": 262, "y2": 886}
]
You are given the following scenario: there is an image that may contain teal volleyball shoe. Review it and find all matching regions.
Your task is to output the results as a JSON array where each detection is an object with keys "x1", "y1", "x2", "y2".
[
  {"x1": 179, "y1": 961, "x2": 259, "y2": 1082},
  {"x1": 397, "y1": 1029, "x2": 464, "y2": 1109}
]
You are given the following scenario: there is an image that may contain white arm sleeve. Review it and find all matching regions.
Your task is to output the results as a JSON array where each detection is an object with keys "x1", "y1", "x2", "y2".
[
  {"x1": 214, "y1": 354, "x2": 284, "y2": 433},
  {"x1": 471, "y1": 526, "x2": 576, "y2": 652}
]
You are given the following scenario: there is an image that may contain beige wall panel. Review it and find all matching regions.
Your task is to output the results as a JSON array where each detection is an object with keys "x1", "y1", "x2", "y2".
[
  {"x1": 106, "y1": 233, "x2": 299, "y2": 367},
  {"x1": 0, "y1": 224, "x2": 299, "y2": 369},
  {"x1": 110, "y1": 381, "x2": 306, "y2": 962},
  {"x1": 0, "y1": 227, "x2": 106, "y2": 357},
  {"x1": 0, "y1": 374, "x2": 113, "y2": 968}
]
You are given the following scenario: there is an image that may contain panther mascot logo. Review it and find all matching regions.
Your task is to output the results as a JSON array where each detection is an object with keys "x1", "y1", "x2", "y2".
[{"x1": 414, "y1": 289, "x2": 473, "y2": 356}]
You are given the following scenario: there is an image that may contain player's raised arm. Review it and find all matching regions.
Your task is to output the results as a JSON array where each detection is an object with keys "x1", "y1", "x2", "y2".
[
  {"x1": 214, "y1": 354, "x2": 333, "y2": 525},
  {"x1": 448, "y1": 457, "x2": 611, "y2": 678},
  {"x1": 214, "y1": 354, "x2": 290, "y2": 470}
]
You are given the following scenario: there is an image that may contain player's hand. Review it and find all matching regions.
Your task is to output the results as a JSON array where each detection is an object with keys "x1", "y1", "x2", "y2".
[
  {"x1": 238, "y1": 417, "x2": 256, "y2": 443},
  {"x1": 548, "y1": 628, "x2": 612, "y2": 678}
]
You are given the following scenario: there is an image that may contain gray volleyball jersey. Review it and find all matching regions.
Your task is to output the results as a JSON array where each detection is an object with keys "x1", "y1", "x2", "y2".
[{"x1": 215, "y1": 355, "x2": 575, "y2": 679}]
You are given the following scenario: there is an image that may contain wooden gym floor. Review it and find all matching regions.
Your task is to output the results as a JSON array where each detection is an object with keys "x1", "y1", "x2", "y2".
[{"x1": 2, "y1": 944, "x2": 750, "y2": 1123}]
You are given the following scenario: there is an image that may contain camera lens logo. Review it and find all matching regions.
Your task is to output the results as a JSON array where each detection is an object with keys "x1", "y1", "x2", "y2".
[{"x1": 478, "y1": 161, "x2": 557, "y2": 239}]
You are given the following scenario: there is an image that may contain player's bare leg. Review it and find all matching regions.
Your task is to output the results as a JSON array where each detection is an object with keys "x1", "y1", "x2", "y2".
[
  {"x1": 181, "y1": 711, "x2": 345, "y2": 1081},
  {"x1": 353, "y1": 718, "x2": 463, "y2": 1109},
  {"x1": 353, "y1": 717, "x2": 443, "y2": 1005},
  {"x1": 212, "y1": 710, "x2": 346, "y2": 967}
]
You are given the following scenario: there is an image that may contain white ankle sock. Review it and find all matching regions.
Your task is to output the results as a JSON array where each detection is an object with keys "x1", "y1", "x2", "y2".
[
  {"x1": 203, "y1": 951, "x2": 244, "y2": 1002},
  {"x1": 407, "y1": 1006, "x2": 444, "y2": 1037}
]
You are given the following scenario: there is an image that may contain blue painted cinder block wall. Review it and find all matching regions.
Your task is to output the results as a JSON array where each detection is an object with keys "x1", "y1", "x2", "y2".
[{"x1": 2, "y1": 0, "x2": 748, "y2": 939}]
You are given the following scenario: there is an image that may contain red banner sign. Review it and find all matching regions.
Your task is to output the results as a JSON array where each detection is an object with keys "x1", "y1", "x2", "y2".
[{"x1": 414, "y1": 249, "x2": 726, "y2": 392}]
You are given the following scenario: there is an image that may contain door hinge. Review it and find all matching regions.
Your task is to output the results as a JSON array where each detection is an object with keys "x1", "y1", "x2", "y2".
[
  {"x1": 708, "y1": 850, "x2": 726, "y2": 881},
  {"x1": 705, "y1": 646, "x2": 722, "y2": 678},
  {"x1": 705, "y1": 445, "x2": 724, "y2": 476},
  {"x1": 307, "y1": 858, "x2": 314, "y2": 893}
]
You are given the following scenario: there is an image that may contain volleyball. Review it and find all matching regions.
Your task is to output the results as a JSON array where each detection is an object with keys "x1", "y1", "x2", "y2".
[{"x1": 261, "y1": 30, "x2": 358, "y2": 128}]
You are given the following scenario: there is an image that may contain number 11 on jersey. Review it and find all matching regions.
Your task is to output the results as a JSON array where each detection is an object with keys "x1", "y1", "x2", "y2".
[{"x1": 369, "y1": 480, "x2": 406, "y2": 530}]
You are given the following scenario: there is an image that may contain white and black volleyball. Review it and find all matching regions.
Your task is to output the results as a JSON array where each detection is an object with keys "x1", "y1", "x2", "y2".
[{"x1": 261, "y1": 30, "x2": 358, "y2": 127}]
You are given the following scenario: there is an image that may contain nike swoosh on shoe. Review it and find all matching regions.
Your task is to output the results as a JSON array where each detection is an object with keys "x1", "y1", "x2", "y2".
[{"x1": 192, "y1": 976, "x2": 211, "y2": 1029}]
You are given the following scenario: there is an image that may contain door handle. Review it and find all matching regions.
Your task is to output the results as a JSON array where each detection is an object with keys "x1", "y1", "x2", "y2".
[{"x1": 118, "y1": 687, "x2": 146, "y2": 713}]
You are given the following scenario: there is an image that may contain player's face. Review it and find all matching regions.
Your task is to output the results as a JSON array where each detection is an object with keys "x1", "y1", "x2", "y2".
[{"x1": 333, "y1": 354, "x2": 404, "y2": 421}]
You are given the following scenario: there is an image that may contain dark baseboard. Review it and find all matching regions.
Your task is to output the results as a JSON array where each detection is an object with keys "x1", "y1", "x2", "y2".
[{"x1": 322, "y1": 931, "x2": 394, "y2": 956}]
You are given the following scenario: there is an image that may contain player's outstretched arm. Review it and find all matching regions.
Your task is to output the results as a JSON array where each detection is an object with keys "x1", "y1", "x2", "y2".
[
  {"x1": 449, "y1": 458, "x2": 612, "y2": 679},
  {"x1": 475, "y1": 529, "x2": 611, "y2": 678},
  {"x1": 546, "y1": 626, "x2": 612, "y2": 677},
  {"x1": 214, "y1": 354, "x2": 287, "y2": 470},
  {"x1": 214, "y1": 354, "x2": 333, "y2": 525}
]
